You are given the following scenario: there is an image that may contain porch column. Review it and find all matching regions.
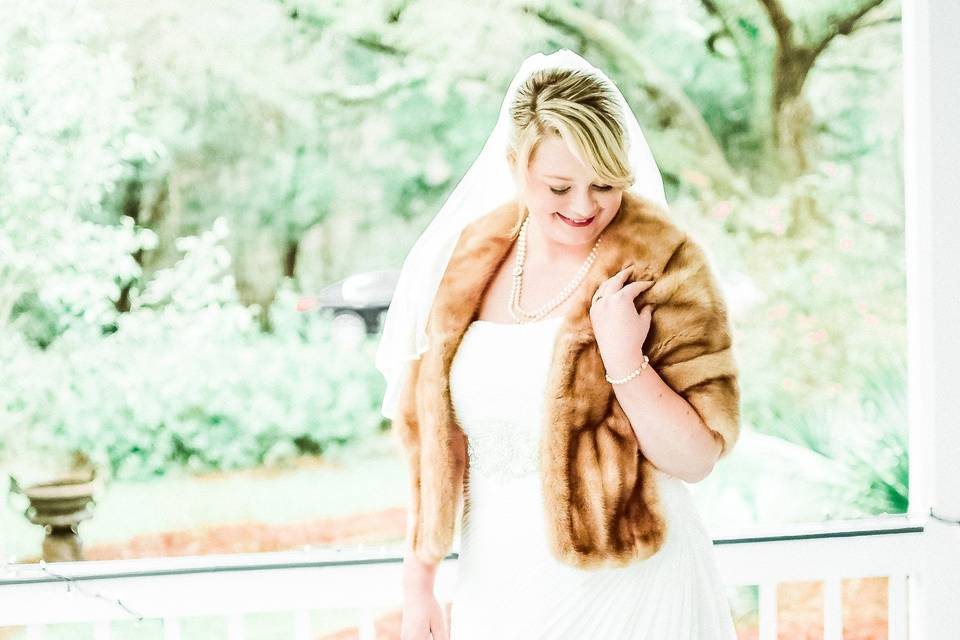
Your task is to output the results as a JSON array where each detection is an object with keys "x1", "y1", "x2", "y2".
[{"x1": 903, "y1": 0, "x2": 960, "y2": 637}]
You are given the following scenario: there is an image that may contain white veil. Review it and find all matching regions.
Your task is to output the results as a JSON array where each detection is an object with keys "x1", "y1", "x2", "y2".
[{"x1": 374, "y1": 48, "x2": 667, "y2": 421}]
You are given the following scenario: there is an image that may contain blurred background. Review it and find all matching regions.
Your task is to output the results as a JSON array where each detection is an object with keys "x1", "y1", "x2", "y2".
[{"x1": 0, "y1": 0, "x2": 905, "y2": 636}]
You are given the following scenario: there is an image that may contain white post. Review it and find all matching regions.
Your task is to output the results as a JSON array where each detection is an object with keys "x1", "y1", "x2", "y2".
[
  {"x1": 902, "y1": 1, "x2": 960, "y2": 638},
  {"x1": 758, "y1": 581, "x2": 777, "y2": 640}
]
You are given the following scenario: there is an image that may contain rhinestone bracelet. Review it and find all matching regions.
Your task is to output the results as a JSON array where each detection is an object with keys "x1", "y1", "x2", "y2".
[{"x1": 604, "y1": 355, "x2": 650, "y2": 384}]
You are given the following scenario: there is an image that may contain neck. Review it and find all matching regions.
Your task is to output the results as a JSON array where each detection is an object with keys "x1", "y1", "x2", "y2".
[{"x1": 523, "y1": 215, "x2": 598, "y2": 267}]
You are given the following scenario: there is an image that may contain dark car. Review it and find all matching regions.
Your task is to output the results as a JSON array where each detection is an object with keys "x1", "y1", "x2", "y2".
[{"x1": 299, "y1": 269, "x2": 399, "y2": 336}]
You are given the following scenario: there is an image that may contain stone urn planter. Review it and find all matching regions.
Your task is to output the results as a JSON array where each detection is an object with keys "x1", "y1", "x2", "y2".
[{"x1": 7, "y1": 459, "x2": 102, "y2": 562}]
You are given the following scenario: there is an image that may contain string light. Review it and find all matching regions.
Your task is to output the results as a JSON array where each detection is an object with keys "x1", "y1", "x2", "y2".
[
  {"x1": 1, "y1": 557, "x2": 145, "y2": 626},
  {"x1": 0, "y1": 543, "x2": 400, "y2": 629},
  {"x1": 929, "y1": 507, "x2": 960, "y2": 525}
]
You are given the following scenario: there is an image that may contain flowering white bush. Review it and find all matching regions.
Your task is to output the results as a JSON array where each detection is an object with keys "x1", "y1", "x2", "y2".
[
  {"x1": 0, "y1": 225, "x2": 387, "y2": 480},
  {"x1": 0, "y1": 0, "x2": 161, "y2": 345}
]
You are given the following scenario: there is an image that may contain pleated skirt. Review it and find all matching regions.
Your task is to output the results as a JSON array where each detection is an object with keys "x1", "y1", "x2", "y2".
[{"x1": 448, "y1": 467, "x2": 739, "y2": 639}]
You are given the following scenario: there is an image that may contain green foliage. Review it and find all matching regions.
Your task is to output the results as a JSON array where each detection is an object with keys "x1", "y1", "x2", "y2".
[
  {"x1": 0, "y1": 0, "x2": 909, "y2": 526},
  {"x1": 0, "y1": 0, "x2": 160, "y2": 347},
  {"x1": 828, "y1": 351, "x2": 909, "y2": 516},
  {"x1": 724, "y1": 349, "x2": 909, "y2": 521},
  {"x1": 0, "y1": 220, "x2": 387, "y2": 481},
  {"x1": 668, "y1": 153, "x2": 905, "y2": 429}
]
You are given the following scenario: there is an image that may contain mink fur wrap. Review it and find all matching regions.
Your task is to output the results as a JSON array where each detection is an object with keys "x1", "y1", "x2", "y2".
[{"x1": 391, "y1": 190, "x2": 740, "y2": 569}]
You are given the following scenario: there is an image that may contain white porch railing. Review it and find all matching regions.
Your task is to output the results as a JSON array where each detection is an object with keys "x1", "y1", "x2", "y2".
[{"x1": 0, "y1": 515, "x2": 928, "y2": 639}]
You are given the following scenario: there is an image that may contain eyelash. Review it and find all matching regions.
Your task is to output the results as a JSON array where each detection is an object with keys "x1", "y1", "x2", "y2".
[{"x1": 550, "y1": 185, "x2": 613, "y2": 195}]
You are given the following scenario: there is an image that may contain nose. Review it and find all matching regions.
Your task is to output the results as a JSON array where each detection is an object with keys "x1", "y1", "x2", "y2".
[{"x1": 572, "y1": 189, "x2": 599, "y2": 218}]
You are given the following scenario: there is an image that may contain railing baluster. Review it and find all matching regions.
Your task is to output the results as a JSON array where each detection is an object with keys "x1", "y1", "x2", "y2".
[
  {"x1": 358, "y1": 604, "x2": 376, "y2": 640},
  {"x1": 94, "y1": 620, "x2": 113, "y2": 640},
  {"x1": 227, "y1": 613, "x2": 245, "y2": 640},
  {"x1": 824, "y1": 577, "x2": 842, "y2": 640},
  {"x1": 759, "y1": 581, "x2": 777, "y2": 640},
  {"x1": 294, "y1": 609, "x2": 312, "y2": 640},
  {"x1": 25, "y1": 626, "x2": 45, "y2": 640},
  {"x1": 888, "y1": 573, "x2": 909, "y2": 640},
  {"x1": 163, "y1": 616, "x2": 181, "y2": 640}
]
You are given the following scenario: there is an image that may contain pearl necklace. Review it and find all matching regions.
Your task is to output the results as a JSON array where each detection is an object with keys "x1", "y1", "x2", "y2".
[{"x1": 508, "y1": 214, "x2": 604, "y2": 323}]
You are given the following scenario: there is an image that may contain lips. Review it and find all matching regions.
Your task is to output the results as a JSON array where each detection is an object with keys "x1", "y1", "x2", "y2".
[{"x1": 556, "y1": 212, "x2": 596, "y2": 227}]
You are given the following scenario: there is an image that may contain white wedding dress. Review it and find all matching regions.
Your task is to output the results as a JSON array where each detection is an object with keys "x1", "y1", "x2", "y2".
[{"x1": 447, "y1": 315, "x2": 738, "y2": 639}]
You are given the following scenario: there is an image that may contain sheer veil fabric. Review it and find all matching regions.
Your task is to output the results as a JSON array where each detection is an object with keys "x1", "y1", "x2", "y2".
[{"x1": 375, "y1": 48, "x2": 668, "y2": 421}]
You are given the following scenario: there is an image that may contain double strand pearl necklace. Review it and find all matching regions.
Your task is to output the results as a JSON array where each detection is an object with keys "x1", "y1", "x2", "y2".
[{"x1": 508, "y1": 214, "x2": 604, "y2": 323}]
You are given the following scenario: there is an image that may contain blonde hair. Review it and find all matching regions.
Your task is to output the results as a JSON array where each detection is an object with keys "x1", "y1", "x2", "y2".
[{"x1": 505, "y1": 66, "x2": 635, "y2": 238}]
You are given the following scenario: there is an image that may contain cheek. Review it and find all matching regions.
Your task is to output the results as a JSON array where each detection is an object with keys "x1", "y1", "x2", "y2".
[
  {"x1": 597, "y1": 191, "x2": 622, "y2": 214},
  {"x1": 524, "y1": 189, "x2": 558, "y2": 215}
]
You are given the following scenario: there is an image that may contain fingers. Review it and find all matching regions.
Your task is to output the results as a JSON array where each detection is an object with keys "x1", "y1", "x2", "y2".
[
  {"x1": 619, "y1": 279, "x2": 655, "y2": 299},
  {"x1": 595, "y1": 264, "x2": 634, "y2": 301},
  {"x1": 607, "y1": 264, "x2": 634, "y2": 293}
]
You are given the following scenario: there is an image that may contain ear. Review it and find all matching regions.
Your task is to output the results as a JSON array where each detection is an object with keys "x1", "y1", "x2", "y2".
[{"x1": 505, "y1": 150, "x2": 522, "y2": 192}]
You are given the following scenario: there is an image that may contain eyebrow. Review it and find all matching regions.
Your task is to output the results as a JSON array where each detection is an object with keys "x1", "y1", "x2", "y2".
[{"x1": 544, "y1": 175, "x2": 608, "y2": 184}]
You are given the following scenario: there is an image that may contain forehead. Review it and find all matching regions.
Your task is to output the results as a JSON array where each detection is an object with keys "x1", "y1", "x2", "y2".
[{"x1": 529, "y1": 135, "x2": 595, "y2": 179}]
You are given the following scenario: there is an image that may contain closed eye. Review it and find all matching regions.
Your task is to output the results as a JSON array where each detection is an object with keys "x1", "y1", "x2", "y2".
[{"x1": 550, "y1": 185, "x2": 613, "y2": 195}]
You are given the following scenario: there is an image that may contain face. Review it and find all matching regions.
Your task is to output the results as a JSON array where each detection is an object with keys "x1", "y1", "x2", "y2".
[{"x1": 512, "y1": 133, "x2": 623, "y2": 253}]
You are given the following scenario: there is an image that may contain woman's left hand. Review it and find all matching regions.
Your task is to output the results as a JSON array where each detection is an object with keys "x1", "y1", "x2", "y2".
[{"x1": 589, "y1": 265, "x2": 656, "y2": 378}]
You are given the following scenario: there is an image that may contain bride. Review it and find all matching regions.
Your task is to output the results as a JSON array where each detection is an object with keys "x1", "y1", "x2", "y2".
[{"x1": 377, "y1": 49, "x2": 740, "y2": 640}]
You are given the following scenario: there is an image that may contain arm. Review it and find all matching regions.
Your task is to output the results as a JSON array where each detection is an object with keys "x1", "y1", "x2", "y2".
[
  {"x1": 402, "y1": 539, "x2": 439, "y2": 595},
  {"x1": 392, "y1": 360, "x2": 453, "y2": 640},
  {"x1": 391, "y1": 356, "x2": 463, "y2": 567},
  {"x1": 608, "y1": 357, "x2": 723, "y2": 483},
  {"x1": 613, "y1": 234, "x2": 741, "y2": 483}
]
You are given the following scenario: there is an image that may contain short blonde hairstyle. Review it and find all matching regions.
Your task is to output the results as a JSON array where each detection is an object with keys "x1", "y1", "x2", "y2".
[{"x1": 505, "y1": 66, "x2": 635, "y2": 237}]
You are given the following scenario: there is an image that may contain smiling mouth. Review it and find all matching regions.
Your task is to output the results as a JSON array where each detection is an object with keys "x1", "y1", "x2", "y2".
[{"x1": 556, "y1": 212, "x2": 596, "y2": 226}]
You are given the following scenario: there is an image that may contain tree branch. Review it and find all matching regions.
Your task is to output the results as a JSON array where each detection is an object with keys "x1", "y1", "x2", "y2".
[
  {"x1": 698, "y1": 0, "x2": 757, "y2": 86},
  {"x1": 757, "y1": 0, "x2": 795, "y2": 48},
  {"x1": 811, "y1": 0, "x2": 889, "y2": 58},
  {"x1": 525, "y1": 0, "x2": 750, "y2": 198},
  {"x1": 848, "y1": 15, "x2": 902, "y2": 34},
  {"x1": 313, "y1": 67, "x2": 428, "y2": 107}
]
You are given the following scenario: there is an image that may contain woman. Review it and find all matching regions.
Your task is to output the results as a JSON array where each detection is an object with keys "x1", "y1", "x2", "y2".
[{"x1": 376, "y1": 49, "x2": 740, "y2": 640}]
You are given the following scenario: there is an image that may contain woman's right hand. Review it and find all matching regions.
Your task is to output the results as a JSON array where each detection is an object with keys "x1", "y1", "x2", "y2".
[
  {"x1": 400, "y1": 587, "x2": 448, "y2": 640},
  {"x1": 400, "y1": 547, "x2": 447, "y2": 640}
]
